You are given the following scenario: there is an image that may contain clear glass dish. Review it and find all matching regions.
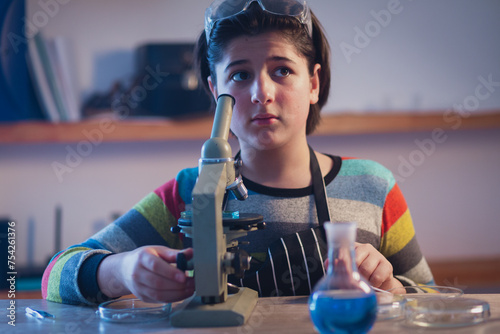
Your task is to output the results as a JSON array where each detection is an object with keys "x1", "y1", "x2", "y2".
[
  {"x1": 404, "y1": 297, "x2": 490, "y2": 328},
  {"x1": 98, "y1": 298, "x2": 171, "y2": 323},
  {"x1": 388, "y1": 285, "x2": 463, "y2": 301},
  {"x1": 376, "y1": 291, "x2": 406, "y2": 321}
]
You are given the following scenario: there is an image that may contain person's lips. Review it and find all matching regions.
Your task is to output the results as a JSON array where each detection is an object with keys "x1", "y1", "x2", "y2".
[{"x1": 252, "y1": 113, "x2": 278, "y2": 125}]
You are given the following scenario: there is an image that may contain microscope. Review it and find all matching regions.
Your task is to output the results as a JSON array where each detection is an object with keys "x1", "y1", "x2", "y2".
[{"x1": 170, "y1": 95, "x2": 265, "y2": 327}]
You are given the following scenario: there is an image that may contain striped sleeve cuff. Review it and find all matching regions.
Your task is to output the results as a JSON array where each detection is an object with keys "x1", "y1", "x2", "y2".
[{"x1": 77, "y1": 253, "x2": 114, "y2": 304}]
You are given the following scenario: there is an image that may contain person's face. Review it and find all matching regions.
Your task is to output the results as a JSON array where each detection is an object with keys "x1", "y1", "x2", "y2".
[{"x1": 208, "y1": 31, "x2": 320, "y2": 151}]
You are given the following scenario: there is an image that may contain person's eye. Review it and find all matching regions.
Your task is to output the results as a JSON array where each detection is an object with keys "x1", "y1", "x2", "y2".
[
  {"x1": 231, "y1": 71, "x2": 250, "y2": 82},
  {"x1": 274, "y1": 67, "x2": 291, "y2": 77}
]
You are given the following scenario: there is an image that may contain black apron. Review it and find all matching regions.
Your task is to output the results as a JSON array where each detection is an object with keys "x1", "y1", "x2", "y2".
[{"x1": 229, "y1": 146, "x2": 332, "y2": 297}]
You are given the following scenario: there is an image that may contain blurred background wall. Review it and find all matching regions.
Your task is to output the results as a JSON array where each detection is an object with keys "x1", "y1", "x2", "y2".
[{"x1": 23, "y1": 0, "x2": 500, "y2": 112}]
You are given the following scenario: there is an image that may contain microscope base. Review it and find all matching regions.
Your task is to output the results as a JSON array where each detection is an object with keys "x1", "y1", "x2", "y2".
[{"x1": 170, "y1": 287, "x2": 258, "y2": 327}]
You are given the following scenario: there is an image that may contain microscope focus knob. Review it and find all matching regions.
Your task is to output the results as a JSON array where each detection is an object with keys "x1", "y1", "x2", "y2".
[
  {"x1": 223, "y1": 250, "x2": 251, "y2": 278},
  {"x1": 170, "y1": 226, "x2": 182, "y2": 234},
  {"x1": 176, "y1": 252, "x2": 194, "y2": 271}
]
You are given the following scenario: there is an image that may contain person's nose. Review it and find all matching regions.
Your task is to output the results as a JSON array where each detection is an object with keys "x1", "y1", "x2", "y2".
[{"x1": 251, "y1": 73, "x2": 274, "y2": 105}]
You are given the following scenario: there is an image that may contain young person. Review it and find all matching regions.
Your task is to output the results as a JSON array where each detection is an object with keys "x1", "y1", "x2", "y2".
[{"x1": 42, "y1": 0, "x2": 433, "y2": 305}]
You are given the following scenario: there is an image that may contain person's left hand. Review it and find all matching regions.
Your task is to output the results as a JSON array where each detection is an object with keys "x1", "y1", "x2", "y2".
[{"x1": 354, "y1": 242, "x2": 403, "y2": 291}]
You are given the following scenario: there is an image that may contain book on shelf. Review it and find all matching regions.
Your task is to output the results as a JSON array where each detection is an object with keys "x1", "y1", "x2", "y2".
[
  {"x1": 45, "y1": 37, "x2": 81, "y2": 122},
  {"x1": 27, "y1": 32, "x2": 80, "y2": 122},
  {"x1": 27, "y1": 33, "x2": 60, "y2": 122},
  {"x1": 0, "y1": 0, "x2": 45, "y2": 122}
]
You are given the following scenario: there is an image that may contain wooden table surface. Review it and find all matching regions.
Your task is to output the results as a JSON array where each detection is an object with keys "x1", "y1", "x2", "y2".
[{"x1": 1, "y1": 294, "x2": 499, "y2": 333}]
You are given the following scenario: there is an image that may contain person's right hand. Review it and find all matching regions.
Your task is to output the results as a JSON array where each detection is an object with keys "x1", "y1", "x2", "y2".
[{"x1": 97, "y1": 246, "x2": 195, "y2": 303}]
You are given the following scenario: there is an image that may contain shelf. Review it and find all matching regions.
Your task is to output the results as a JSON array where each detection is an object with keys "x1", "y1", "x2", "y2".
[
  {"x1": 0, "y1": 115, "x2": 215, "y2": 144},
  {"x1": 1, "y1": 111, "x2": 499, "y2": 144},
  {"x1": 314, "y1": 110, "x2": 500, "y2": 135}
]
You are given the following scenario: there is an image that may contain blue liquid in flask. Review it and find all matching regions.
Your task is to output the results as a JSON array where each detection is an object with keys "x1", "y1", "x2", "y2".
[{"x1": 309, "y1": 290, "x2": 377, "y2": 334}]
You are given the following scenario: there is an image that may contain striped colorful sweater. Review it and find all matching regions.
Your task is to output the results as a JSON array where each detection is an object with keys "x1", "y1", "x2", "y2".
[{"x1": 42, "y1": 156, "x2": 434, "y2": 305}]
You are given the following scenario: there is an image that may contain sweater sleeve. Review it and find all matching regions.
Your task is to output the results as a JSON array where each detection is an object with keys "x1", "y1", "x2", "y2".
[
  {"x1": 379, "y1": 182, "x2": 434, "y2": 286},
  {"x1": 42, "y1": 177, "x2": 188, "y2": 305}
]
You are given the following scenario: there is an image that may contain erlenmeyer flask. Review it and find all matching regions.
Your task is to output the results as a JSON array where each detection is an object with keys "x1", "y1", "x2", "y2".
[{"x1": 309, "y1": 222, "x2": 377, "y2": 334}]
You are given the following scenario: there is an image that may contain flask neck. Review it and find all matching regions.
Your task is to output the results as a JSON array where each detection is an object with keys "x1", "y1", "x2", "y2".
[
  {"x1": 320, "y1": 222, "x2": 373, "y2": 294},
  {"x1": 326, "y1": 238, "x2": 360, "y2": 280}
]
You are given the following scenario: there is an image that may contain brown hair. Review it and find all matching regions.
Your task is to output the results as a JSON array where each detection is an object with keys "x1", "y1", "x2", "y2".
[{"x1": 194, "y1": 2, "x2": 331, "y2": 135}]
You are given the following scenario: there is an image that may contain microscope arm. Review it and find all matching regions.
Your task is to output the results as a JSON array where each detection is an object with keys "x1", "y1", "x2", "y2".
[{"x1": 191, "y1": 162, "x2": 228, "y2": 303}]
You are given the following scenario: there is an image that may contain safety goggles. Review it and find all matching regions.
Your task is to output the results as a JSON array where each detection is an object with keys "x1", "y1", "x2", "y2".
[{"x1": 204, "y1": 0, "x2": 312, "y2": 45}]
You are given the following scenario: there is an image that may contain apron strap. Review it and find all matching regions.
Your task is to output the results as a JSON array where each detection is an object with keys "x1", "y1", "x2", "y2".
[{"x1": 309, "y1": 145, "x2": 331, "y2": 225}]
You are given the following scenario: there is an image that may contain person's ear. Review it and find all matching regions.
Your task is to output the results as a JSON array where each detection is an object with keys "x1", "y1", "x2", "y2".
[
  {"x1": 309, "y1": 64, "x2": 321, "y2": 104},
  {"x1": 208, "y1": 76, "x2": 218, "y2": 100}
]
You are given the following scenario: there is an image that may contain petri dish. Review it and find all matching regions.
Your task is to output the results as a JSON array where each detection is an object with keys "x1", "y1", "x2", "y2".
[
  {"x1": 376, "y1": 291, "x2": 406, "y2": 321},
  {"x1": 388, "y1": 285, "x2": 463, "y2": 301},
  {"x1": 98, "y1": 298, "x2": 171, "y2": 323},
  {"x1": 405, "y1": 297, "x2": 490, "y2": 328}
]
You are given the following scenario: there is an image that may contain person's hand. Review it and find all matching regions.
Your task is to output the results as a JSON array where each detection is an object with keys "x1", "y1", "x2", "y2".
[
  {"x1": 322, "y1": 243, "x2": 403, "y2": 291},
  {"x1": 354, "y1": 242, "x2": 402, "y2": 291},
  {"x1": 97, "y1": 246, "x2": 194, "y2": 303}
]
